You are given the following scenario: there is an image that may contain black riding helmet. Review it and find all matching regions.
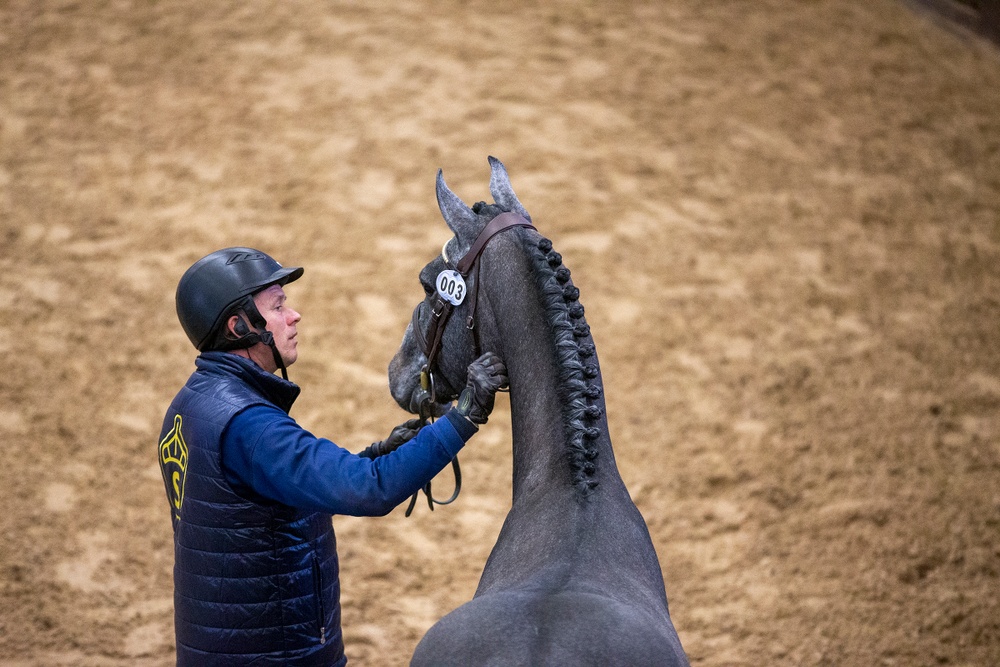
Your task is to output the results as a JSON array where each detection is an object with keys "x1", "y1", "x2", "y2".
[{"x1": 176, "y1": 247, "x2": 303, "y2": 377}]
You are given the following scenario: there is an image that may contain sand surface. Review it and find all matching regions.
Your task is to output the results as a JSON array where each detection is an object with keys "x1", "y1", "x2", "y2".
[{"x1": 1, "y1": 1, "x2": 999, "y2": 665}]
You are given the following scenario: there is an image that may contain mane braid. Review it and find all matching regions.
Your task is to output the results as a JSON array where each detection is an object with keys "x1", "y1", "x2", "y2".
[{"x1": 523, "y1": 230, "x2": 605, "y2": 496}]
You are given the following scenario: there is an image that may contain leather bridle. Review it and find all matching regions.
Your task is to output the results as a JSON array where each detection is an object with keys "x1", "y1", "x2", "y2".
[
  {"x1": 405, "y1": 211, "x2": 535, "y2": 515},
  {"x1": 413, "y1": 211, "x2": 535, "y2": 406}
]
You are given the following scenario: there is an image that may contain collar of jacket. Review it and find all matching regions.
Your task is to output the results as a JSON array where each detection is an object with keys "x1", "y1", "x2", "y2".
[{"x1": 195, "y1": 350, "x2": 301, "y2": 414}]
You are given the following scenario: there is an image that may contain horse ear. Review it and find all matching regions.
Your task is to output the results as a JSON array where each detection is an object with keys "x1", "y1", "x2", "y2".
[
  {"x1": 436, "y1": 169, "x2": 477, "y2": 246},
  {"x1": 488, "y1": 156, "x2": 532, "y2": 223}
]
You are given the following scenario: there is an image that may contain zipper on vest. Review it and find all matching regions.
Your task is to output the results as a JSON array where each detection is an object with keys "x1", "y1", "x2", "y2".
[{"x1": 312, "y1": 555, "x2": 327, "y2": 645}]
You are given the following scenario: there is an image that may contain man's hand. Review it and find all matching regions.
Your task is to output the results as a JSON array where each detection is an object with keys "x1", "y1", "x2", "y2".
[
  {"x1": 454, "y1": 352, "x2": 508, "y2": 425},
  {"x1": 359, "y1": 418, "x2": 423, "y2": 459}
]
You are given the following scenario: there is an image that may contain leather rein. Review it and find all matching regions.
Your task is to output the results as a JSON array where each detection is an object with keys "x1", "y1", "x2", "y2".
[{"x1": 405, "y1": 211, "x2": 535, "y2": 516}]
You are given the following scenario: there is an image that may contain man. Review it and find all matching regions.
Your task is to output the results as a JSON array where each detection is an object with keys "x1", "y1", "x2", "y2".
[{"x1": 158, "y1": 247, "x2": 506, "y2": 666}]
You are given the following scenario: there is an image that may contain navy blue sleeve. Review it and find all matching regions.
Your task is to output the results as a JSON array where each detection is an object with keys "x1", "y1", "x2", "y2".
[{"x1": 221, "y1": 407, "x2": 474, "y2": 516}]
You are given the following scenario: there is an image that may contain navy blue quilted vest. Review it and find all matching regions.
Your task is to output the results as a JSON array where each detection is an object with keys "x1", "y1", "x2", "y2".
[{"x1": 158, "y1": 352, "x2": 345, "y2": 666}]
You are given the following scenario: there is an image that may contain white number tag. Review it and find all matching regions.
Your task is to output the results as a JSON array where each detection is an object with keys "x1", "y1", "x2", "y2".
[{"x1": 436, "y1": 270, "x2": 467, "y2": 305}]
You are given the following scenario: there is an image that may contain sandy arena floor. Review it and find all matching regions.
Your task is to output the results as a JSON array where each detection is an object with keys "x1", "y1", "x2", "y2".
[{"x1": 1, "y1": 1, "x2": 999, "y2": 665}]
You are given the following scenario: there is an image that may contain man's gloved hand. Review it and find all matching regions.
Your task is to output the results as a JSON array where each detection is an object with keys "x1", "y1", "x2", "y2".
[
  {"x1": 359, "y1": 418, "x2": 423, "y2": 459},
  {"x1": 454, "y1": 352, "x2": 508, "y2": 425}
]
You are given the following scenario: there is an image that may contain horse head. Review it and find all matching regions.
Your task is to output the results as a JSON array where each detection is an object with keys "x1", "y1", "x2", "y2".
[{"x1": 388, "y1": 157, "x2": 532, "y2": 417}]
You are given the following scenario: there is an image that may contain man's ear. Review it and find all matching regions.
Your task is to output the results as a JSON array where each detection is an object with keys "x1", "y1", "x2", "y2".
[{"x1": 227, "y1": 314, "x2": 249, "y2": 338}]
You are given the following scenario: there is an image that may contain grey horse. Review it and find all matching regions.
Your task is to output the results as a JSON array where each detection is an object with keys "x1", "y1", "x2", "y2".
[{"x1": 389, "y1": 157, "x2": 689, "y2": 667}]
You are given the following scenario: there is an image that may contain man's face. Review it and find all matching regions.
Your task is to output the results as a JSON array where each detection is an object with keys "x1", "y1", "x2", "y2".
[{"x1": 253, "y1": 284, "x2": 301, "y2": 370}]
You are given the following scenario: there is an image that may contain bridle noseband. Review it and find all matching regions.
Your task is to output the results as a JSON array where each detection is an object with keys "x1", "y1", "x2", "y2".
[{"x1": 405, "y1": 211, "x2": 535, "y2": 516}]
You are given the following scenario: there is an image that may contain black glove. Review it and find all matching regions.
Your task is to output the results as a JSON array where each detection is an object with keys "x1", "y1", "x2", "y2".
[
  {"x1": 359, "y1": 418, "x2": 423, "y2": 459},
  {"x1": 454, "y1": 352, "x2": 508, "y2": 425}
]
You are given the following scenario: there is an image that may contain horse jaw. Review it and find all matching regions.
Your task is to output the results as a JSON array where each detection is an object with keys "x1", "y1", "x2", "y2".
[{"x1": 488, "y1": 156, "x2": 531, "y2": 222}]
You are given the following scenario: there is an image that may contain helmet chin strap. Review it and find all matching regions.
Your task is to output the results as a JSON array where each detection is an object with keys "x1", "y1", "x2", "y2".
[
  {"x1": 252, "y1": 329, "x2": 290, "y2": 381},
  {"x1": 226, "y1": 297, "x2": 290, "y2": 380}
]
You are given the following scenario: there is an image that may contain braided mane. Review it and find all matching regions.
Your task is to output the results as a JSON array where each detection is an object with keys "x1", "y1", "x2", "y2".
[{"x1": 522, "y1": 230, "x2": 604, "y2": 495}]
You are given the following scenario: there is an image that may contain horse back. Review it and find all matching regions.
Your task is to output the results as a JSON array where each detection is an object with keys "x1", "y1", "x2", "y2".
[{"x1": 410, "y1": 588, "x2": 688, "y2": 667}]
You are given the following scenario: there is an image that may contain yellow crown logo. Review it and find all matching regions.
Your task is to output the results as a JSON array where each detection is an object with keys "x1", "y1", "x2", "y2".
[{"x1": 159, "y1": 414, "x2": 189, "y2": 519}]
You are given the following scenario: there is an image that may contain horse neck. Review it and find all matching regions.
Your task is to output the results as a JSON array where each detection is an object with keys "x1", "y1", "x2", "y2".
[
  {"x1": 480, "y1": 237, "x2": 622, "y2": 508},
  {"x1": 472, "y1": 236, "x2": 670, "y2": 605}
]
